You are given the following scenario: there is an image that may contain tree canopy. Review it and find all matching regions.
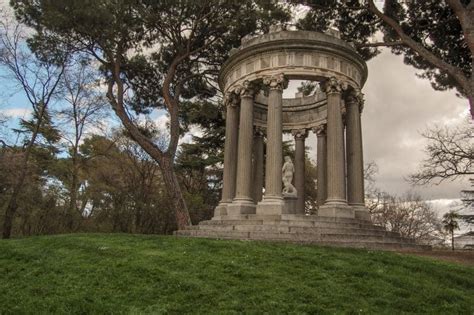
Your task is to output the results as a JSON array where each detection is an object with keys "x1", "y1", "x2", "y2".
[{"x1": 296, "y1": 0, "x2": 473, "y2": 118}]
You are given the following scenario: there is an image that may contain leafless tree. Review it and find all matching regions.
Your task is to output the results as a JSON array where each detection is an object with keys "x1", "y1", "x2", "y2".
[
  {"x1": 409, "y1": 119, "x2": 474, "y2": 185},
  {"x1": 0, "y1": 11, "x2": 66, "y2": 238},
  {"x1": 371, "y1": 192, "x2": 443, "y2": 241},
  {"x1": 56, "y1": 60, "x2": 106, "y2": 230}
]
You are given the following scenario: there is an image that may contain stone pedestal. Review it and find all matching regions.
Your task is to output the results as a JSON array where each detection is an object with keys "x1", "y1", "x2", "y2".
[
  {"x1": 318, "y1": 204, "x2": 355, "y2": 218},
  {"x1": 283, "y1": 195, "x2": 298, "y2": 214},
  {"x1": 354, "y1": 206, "x2": 371, "y2": 221}
]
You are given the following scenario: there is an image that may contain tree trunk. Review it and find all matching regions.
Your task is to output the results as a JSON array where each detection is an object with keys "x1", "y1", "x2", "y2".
[
  {"x1": 451, "y1": 230, "x2": 455, "y2": 251},
  {"x1": 68, "y1": 152, "x2": 79, "y2": 231},
  {"x1": 2, "y1": 105, "x2": 46, "y2": 239},
  {"x1": 160, "y1": 156, "x2": 192, "y2": 229}
]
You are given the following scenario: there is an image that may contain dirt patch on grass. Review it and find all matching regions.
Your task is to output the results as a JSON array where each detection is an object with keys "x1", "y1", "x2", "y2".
[{"x1": 399, "y1": 250, "x2": 474, "y2": 266}]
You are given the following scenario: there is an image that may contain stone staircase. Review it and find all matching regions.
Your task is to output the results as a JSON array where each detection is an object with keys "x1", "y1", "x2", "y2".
[{"x1": 175, "y1": 214, "x2": 431, "y2": 251}]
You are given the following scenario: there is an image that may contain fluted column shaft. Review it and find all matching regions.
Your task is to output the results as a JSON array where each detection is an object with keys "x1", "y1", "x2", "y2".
[
  {"x1": 219, "y1": 93, "x2": 239, "y2": 204},
  {"x1": 315, "y1": 126, "x2": 327, "y2": 206},
  {"x1": 234, "y1": 87, "x2": 255, "y2": 202},
  {"x1": 346, "y1": 91, "x2": 365, "y2": 206},
  {"x1": 293, "y1": 129, "x2": 307, "y2": 214},
  {"x1": 252, "y1": 128, "x2": 265, "y2": 203},
  {"x1": 263, "y1": 74, "x2": 287, "y2": 201},
  {"x1": 324, "y1": 77, "x2": 347, "y2": 205}
]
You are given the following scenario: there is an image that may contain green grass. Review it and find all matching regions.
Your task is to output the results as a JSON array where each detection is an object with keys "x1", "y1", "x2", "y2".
[{"x1": 0, "y1": 234, "x2": 473, "y2": 314}]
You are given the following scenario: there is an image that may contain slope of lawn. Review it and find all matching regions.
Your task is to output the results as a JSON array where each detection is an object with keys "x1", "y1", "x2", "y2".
[{"x1": 0, "y1": 234, "x2": 473, "y2": 314}]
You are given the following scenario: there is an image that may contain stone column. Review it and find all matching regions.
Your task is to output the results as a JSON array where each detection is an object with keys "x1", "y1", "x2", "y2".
[
  {"x1": 214, "y1": 91, "x2": 239, "y2": 216},
  {"x1": 227, "y1": 81, "x2": 257, "y2": 215},
  {"x1": 315, "y1": 125, "x2": 327, "y2": 207},
  {"x1": 346, "y1": 89, "x2": 370, "y2": 220},
  {"x1": 319, "y1": 77, "x2": 353, "y2": 218},
  {"x1": 257, "y1": 73, "x2": 288, "y2": 215},
  {"x1": 292, "y1": 129, "x2": 307, "y2": 214},
  {"x1": 252, "y1": 127, "x2": 265, "y2": 203}
]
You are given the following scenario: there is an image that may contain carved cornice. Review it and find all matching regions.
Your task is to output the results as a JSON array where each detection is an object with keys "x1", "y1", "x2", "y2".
[
  {"x1": 313, "y1": 124, "x2": 326, "y2": 136},
  {"x1": 262, "y1": 73, "x2": 288, "y2": 91},
  {"x1": 291, "y1": 129, "x2": 308, "y2": 139}
]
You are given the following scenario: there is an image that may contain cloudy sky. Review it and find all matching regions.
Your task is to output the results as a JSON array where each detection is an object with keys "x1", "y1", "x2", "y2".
[
  {"x1": 283, "y1": 49, "x2": 470, "y2": 204},
  {"x1": 0, "y1": 0, "x2": 471, "y2": 209}
]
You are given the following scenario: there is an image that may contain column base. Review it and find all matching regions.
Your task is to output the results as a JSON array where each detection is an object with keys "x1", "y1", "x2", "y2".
[
  {"x1": 352, "y1": 205, "x2": 371, "y2": 221},
  {"x1": 227, "y1": 199, "x2": 256, "y2": 215},
  {"x1": 256, "y1": 197, "x2": 285, "y2": 215},
  {"x1": 318, "y1": 204, "x2": 354, "y2": 219},
  {"x1": 213, "y1": 202, "x2": 230, "y2": 217}
]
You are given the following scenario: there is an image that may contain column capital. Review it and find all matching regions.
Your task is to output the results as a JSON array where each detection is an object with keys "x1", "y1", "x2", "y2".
[
  {"x1": 254, "y1": 126, "x2": 265, "y2": 137},
  {"x1": 291, "y1": 129, "x2": 307, "y2": 139},
  {"x1": 262, "y1": 73, "x2": 288, "y2": 91},
  {"x1": 313, "y1": 124, "x2": 326, "y2": 136},
  {"x1": 224, "y1": 89, "x2": 240, "y2": 108},
  {"x1": 346, "y1": 88, "x2": 365, "y2": 113},
  {"x1": 235, "y1": 80, "x2": 257, "y2": 99},
  {"x1": 323, "y1": 77, "x2": 344, "y2": 95}
]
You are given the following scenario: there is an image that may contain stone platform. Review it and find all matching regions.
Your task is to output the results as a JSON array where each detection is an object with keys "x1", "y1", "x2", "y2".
[{"x1": 175, "y1": 214, "x2": 431, "y2": 251}]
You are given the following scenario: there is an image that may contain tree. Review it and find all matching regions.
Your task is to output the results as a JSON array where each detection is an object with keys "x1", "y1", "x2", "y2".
[
  {"x1": 409, "y1": 119, "x2": 473, "y2": 185},
  {"x1": 12, "y1": 0, "x2": 291, "y2": 229},
  {"x1": 54, "y1": 60, "x2": 106, "y2": 230},
  {"x1": 0, "y1": 12, "x2": 66, "y2": 238},
  {"x1": 370, "y1": 192, "x2": 443, "y2": 241},
  {"x1": 442, "y1": 210, "x2": 460, "y2": 250},
  {"x1": 295, "y1": 0, "x2": 474, "y2": 118}
]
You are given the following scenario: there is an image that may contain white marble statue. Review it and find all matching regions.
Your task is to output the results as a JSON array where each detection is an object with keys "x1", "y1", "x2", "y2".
[{"x1": 282, "y1": 156, "x2": 297, "y2": 197}]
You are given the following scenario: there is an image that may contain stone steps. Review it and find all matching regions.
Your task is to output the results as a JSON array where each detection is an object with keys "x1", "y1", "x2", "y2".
[
  {"x1": 176, "y1": 229, "x2": 415, "y2": 245},
  {"x1": 188, "y1": 224, "x2": 399, "y2": 238},
  {"x1": 174, "y1": 229, "x2": 428, "y2": 251},
  {"x1": 201, "y1": 219, "x2": 386, "y2": 231},
  {"x1": 175, "y1": 215, "x2": 429, "y2": 251}
]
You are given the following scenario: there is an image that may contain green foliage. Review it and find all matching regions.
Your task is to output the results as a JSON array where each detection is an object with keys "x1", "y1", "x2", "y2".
[
  {"x1": 297, "y1": 1, "x2": 470, "y2": 96},
  {"x1": 0, "y1": 234, "x2": 473, "y2": 314},
  {"x1": 13, "y1": 0, "x2": 291, "y2": 114},
  {"x1": 443, "y1": 211, "x2": 460, "y2": 234},
  {"x1": 296, "y1": 0, "x2": 380, "y2": 60}
]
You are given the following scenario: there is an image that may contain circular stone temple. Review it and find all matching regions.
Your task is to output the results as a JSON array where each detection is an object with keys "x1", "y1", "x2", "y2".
[
  {"x1": 216, "y1": 29, "x2": 369, "y2": 220},
  {"x1": 176, "y1": 29, "x2": 429, "y2": 250}
]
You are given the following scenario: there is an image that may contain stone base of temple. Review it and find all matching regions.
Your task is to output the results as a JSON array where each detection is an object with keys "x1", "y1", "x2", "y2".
[
  {"x1": 353, "y1": 206, "x2": 371, "y2": 221},
  {"x1": 175, "y1": 214, "x2": 431, "y2": 251},
  {"x1": 227, "y1": 200, "x2": 256, "y2": 215},
  {"x1": 256, "y1": 198, "x2": 285, "y2": 215},
  {"x1": 318, "y1": 204, "x2": 355, "y2": 219},
  {"x1": 213, "y1": 203, "x2": 229, "y2": 216}
]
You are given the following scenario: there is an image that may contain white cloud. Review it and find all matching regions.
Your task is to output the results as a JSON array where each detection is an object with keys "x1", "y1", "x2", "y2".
[{"x1": 2, "y1": 108, "x2": 32, "y2": 118}]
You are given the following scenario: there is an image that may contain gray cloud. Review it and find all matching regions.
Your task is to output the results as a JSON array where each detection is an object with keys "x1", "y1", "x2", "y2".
[{"x1": 285, "y1": 49, "x2": 470, "y2": 200}]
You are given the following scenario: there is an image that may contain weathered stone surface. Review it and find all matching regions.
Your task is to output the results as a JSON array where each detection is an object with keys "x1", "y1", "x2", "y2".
[
  {"x1": 175, "y1": 215, "x2": 430, "y2": 251},
  {"x1": 201, "y1": 30, "x2": 413, "y2": 251}
]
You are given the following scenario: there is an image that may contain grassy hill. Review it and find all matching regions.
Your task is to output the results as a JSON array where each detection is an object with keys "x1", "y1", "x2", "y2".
[{"x1": 0, "y1": 234, "x2": 473, "y2": 314}]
